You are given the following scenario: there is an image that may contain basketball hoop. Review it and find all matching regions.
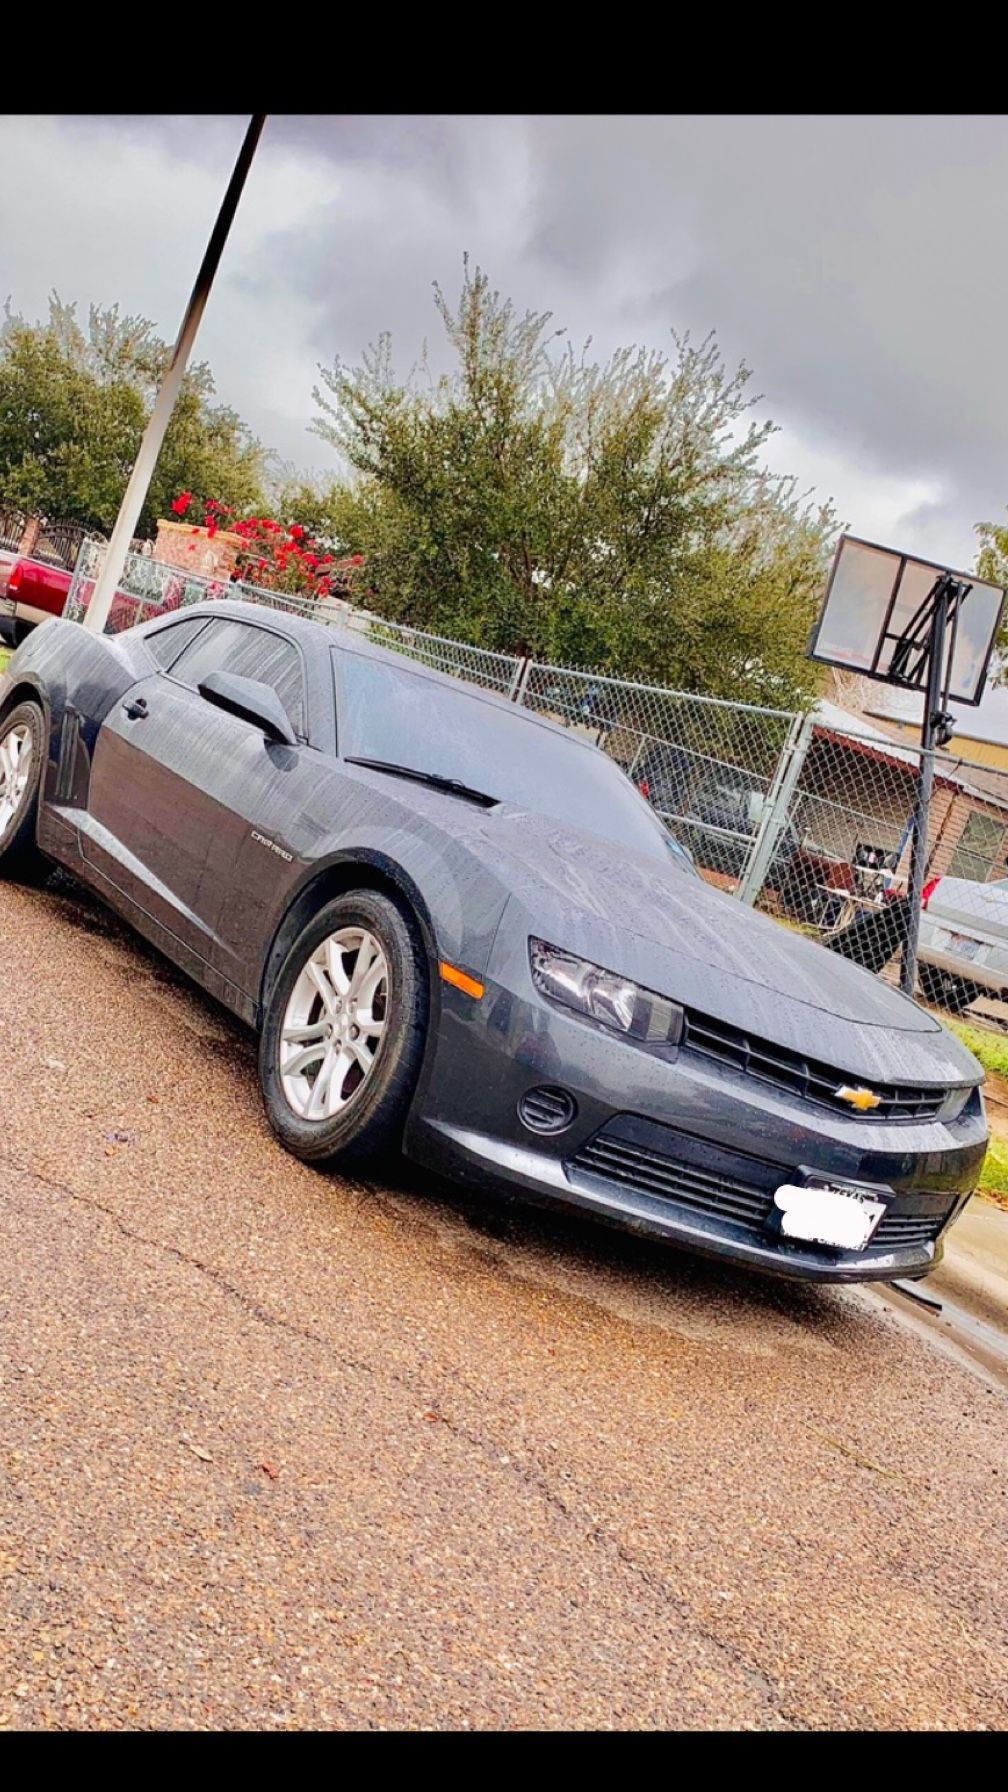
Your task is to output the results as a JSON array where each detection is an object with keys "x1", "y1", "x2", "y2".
[{"x1": 808, "y1": 534, "x2": 1006, "y2": 997}]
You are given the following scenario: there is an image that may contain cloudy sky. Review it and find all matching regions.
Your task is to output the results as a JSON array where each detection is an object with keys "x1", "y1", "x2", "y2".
[{"x1": 3, "y1": 113, "x2": 1008, "y2": 726}]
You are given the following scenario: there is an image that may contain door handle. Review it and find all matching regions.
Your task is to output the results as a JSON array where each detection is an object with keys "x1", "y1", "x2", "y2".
[{"x1": 123, "y1": 696, "x2": 149, "y2": 720}]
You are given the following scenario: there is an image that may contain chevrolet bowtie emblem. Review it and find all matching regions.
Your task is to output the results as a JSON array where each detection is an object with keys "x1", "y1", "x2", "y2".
[{"x1": 836, "y1": 1084, "x2": 882, "y2": 1111}]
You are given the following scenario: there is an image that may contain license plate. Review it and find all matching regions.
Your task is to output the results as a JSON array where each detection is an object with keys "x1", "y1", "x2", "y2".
[
  {"x1": 949, "y1": 933, "x2": 980, "y2": 960},
  {"x1": 773, "y1": 1182, "x2": 887, "y2": 1251}
]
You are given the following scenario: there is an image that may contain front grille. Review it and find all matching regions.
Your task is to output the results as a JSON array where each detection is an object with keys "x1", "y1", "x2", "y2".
[
  {"x1": 680, "y1": 1008, "x2": 950, "y2": 1121},
  {"x1": 873, "y1": 1209, "x2": 954, "y2": 1249},
  {"x1": 570, "y1": 1121, "x2": 957, "y2": 1254},
  {"x1": 575, "y1": 1132, "x2": 771, "y2": 1232}
]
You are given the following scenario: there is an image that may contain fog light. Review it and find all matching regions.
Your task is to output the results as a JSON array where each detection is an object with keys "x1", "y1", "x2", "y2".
[{"x1": 517, "y1": 1086, "x2": 578, "y2": 1135}]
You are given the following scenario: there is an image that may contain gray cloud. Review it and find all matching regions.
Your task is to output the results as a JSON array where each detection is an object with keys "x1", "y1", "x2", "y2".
[{"x1": 3, "y1": 113, "x2": 1007, "y2": 571}]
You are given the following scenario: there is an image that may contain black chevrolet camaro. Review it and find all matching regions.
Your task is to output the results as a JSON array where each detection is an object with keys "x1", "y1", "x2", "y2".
[{"x1": 0, "y1": 600, "x2": 988, "y2": 1282}]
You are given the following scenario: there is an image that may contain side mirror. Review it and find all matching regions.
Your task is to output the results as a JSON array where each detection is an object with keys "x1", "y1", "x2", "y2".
[{"x1": 197, "y1": 669, "x2": 297, "y2": 746}]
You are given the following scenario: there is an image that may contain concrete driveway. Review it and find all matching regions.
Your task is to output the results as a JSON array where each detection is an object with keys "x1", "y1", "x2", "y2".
[{"x1": 0, "y1": 874, "x2": 1005, "y2": 1731}]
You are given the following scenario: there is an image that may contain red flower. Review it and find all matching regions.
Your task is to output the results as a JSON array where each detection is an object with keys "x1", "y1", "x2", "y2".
[
  {"x1": 349, "y1": 554, "x2": 365, "y2": 567},
  {"x1": 289, "y1": 524, "x2": 305, "y2": 540},
  {"x1": 172, "y1": 492, "x2": 193, "y2": 517},
  {"x1": 207, "y1": 522, "x2": 218, "y2": 538}
]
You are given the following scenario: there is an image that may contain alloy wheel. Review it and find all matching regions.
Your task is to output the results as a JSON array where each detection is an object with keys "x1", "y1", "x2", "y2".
[
  {"x1": 0, "y1": 724, "x2": 33, "y2": 841},
  {"x1": 279, "y1": 926, "x2": 390, "y2": 1120}
]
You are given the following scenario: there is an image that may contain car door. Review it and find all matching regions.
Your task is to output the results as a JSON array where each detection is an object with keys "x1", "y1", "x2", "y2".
[
  {"x1": 152, "y1": 615, "x2": 336, "y2": 1001},
  {"x1": 78, "y1": 612, "x2": 224, "y2": 955},
  {"x1": 80, "y1": 613, "x2": 310, "y2": 966}
]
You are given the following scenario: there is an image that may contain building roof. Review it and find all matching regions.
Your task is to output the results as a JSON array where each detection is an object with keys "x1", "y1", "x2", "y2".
[{"x1": 812, "y1": 699, "x2": 1008, "y2": 813}]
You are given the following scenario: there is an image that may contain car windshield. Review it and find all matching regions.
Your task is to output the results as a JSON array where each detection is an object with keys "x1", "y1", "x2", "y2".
[{"x1": 336, "y1": 648, "x2": 696, "y2": 872}]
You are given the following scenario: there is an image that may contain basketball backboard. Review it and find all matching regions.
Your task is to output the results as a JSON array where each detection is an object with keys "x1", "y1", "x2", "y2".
[{"x1": 808, "y1": 534, "x2": 1005, "y2": 707}]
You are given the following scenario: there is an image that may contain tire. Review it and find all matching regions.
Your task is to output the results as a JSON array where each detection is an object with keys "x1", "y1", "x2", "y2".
[
  {"x1": 917, "y1": 963, "x2": 979, "y2": 1015},
  {"x1": 258, "y1": 888, "x2": 429, "y2": 1168},
  {"x1": 0, "y1": 699, "x2": 47, "y2": 881}
]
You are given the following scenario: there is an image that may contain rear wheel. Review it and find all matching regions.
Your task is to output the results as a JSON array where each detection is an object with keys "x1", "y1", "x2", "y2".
[
  {"x1": 917, "y1": 963, "x2": 980, "y2": 1014},
  {"x1": 258, "y1": 889, "x2": 429, "y2": 1167},
  {"x1": 0, "y1": 700, "x2": 47, "y2": 881}
]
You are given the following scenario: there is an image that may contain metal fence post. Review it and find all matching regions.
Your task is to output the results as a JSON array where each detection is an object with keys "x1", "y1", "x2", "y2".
[
  {"x1": 736, "y1": 709, "x2": 815, "y2": 906},
  {"x1": 510, "y1": 656, "x2": 534, "y2": 705},
  {"x1": 626, "y1": 735, "x2": 649, "y2": 779}
]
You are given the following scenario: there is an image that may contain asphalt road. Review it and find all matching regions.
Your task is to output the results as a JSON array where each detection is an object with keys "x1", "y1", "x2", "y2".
[{"x1": 0, "y1": 874, "x2": 1005, "y2": 1731}]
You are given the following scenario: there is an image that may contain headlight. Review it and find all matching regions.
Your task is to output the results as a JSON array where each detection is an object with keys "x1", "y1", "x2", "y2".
[{"x1": 529, "y1": 938, "x2": 683, "y2": 1043}]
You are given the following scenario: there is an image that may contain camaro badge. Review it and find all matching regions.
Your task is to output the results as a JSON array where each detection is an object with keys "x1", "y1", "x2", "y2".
[
  {"x1": 250, "y1": 829, "x2": 293, "y2": 863},
  {"x1": 836, "y1": 1084, "x2": 882, "y2": 1111}
]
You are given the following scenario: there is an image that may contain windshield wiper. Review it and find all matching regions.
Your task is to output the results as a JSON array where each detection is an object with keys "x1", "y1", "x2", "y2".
[{"x1": 345, "y1": 757, "x2": 498, "y2": 808}]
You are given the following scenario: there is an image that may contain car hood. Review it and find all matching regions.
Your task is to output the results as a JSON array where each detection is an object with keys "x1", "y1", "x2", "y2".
[{"x1": 482, "y1": 809, "x2": 983, "y2": 1088}]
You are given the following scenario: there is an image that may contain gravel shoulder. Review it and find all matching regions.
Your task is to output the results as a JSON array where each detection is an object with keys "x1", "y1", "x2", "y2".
[{"x1": 0, "y1": 875, "x2": 1005, "y2": 1731}]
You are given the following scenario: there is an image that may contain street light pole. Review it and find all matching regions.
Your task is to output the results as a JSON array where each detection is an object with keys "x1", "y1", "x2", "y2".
[{"x1": 83, "y1": 113, "x2": 267, "y2": 634}]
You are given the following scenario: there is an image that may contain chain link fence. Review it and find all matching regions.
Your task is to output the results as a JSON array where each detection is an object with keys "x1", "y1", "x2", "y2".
[
  {"x1": 738, "y1": 704, "x2": 1008, "y2": 1016},
  {"x1": 344, "y1": 610, "x2": 522, "y2": 696},
  {"x1": 65, "y1": 540, "x2": 522, "y2": 692},
  {"x1": 62, "y1": 540, "x2": 1008, "y2": 1022},
  {"x1": 515, "y1": 660, "x2": 800, "y2": 894}
]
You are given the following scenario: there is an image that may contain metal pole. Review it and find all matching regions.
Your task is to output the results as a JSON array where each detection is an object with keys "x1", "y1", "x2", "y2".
[
  {"x1": 737, "y1": 709, "x2": 815, "y2": 907},
  {"x1": 83, "y1": 114, "x2": 266, "y2": 634},
  {"x1": 900, "y1": 577, "x2": 951, "y2": 995},
  {"x1": 510, "y1": 655, "x2": 534, "y2": 706}
]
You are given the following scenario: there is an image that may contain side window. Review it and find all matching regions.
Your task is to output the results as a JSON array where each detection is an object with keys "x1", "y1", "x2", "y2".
[
  {"x1": 144, "y1": 615, "x2": 209, "y2": 671},
  {"x1": 169, "y1": 618, "x2": 305, "y2": 736}
]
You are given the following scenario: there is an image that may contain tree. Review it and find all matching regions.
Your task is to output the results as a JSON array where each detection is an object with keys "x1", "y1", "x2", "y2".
[
  {"x1": 0, "y1": 294, "x2": 267, "y2": 537},
  {"x1": 977, "y1": 516, "x2": 1008, "y2": 589},
  {"x1": 973, "y1": 517, "x2": 1008, "y2": 680},
  {"x1": 312, "y1": 260, "x2": 836, "y2": 704},
  {"x1": 267, "y1": 465, "x2": 354, "y2": 553}
]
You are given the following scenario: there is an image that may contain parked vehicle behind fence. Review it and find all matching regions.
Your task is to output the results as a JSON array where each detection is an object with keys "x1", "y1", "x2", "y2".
[
  {"x1": 0, "y1": 557, "x2": 74, "y2": 643},
  {"x1": 635, "y1": 751, "x2": 799, "y2": 885},
  {"x1": 1, "y1": 557, "x2": 145, "y2": 646},
  {"x1": 917, "y1": 873, "x2": 1008, "y2": 1012}
]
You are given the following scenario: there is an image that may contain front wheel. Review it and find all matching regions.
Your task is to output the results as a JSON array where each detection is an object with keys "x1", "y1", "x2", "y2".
[
  {"x1": 0, "y1": 699, "x2": 47, "y2": 881},
  {"x1": 258, "y1": 889, "x2": 429, "y2": 1167}
]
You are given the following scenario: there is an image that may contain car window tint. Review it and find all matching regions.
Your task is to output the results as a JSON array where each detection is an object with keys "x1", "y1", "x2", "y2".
[
  {"x1": 144, "y1": 615, "x2": 209, "y2": 670},
  {"x1": 170, "y1": 618, "x2": 305, "y2": 735}
]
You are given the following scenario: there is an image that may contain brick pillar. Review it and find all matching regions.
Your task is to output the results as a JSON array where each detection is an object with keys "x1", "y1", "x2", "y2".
[
  {"x1": 18, "y1": 516, "x2": 41, "y2": 558},
  {"x1": 153, "y1": 520, "x2": 244, "y2": 580}
]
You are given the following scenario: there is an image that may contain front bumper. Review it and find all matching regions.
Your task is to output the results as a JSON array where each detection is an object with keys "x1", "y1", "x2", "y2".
[{"x1": 405, "y1": 931, "x2": 987, "y2": 1285}]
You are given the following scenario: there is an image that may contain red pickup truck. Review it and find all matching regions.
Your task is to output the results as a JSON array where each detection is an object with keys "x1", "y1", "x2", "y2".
[
  {"x1": 0, "y1": 554, "x2": 73, "y2": 642},
  {"x1": 0, "y1": 555, "x2": 144, "y2": 642}
]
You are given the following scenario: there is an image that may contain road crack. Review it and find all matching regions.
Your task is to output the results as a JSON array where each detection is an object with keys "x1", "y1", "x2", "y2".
[{"x1": 1, "y1": 1146, "x2": 804, "y2": 1728}]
